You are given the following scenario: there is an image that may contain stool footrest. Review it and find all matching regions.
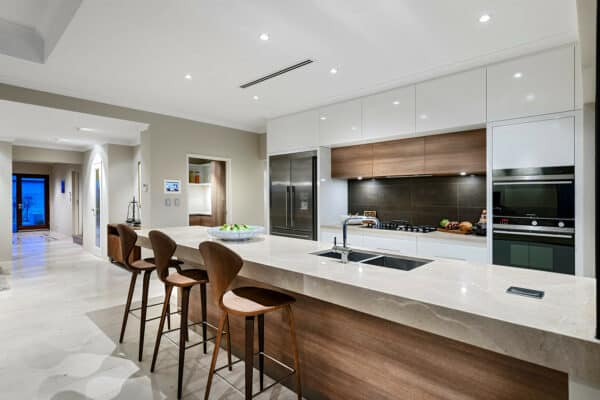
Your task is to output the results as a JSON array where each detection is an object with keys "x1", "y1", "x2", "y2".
[{"x1": 214, "y1": 351, "x2": 296, "y2": 398}]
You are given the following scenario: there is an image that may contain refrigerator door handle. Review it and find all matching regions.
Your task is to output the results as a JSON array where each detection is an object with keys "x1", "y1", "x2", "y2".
[
  {"x1": 290, "y1": 186, "x2": 295, "y2": 228},
  {"x1": 284, "y1": 186, "x2": 290, "y2": 228}
]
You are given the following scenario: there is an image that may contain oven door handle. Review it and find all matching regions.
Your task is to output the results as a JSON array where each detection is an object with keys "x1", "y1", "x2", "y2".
[
  {"x1": 493, "y1": 181, "x2": 572, "y2": 186},
  {"x1": 493, "y1": 230, "x2": 573, "y2": 239}
]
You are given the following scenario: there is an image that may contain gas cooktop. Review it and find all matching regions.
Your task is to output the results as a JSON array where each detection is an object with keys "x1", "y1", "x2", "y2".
[{"x1": 366, "y1": 220, "x2": 437, "y2": 233}]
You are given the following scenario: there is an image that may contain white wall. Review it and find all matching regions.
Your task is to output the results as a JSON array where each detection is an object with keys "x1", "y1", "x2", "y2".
[
  {"x1": 81, "y1": 145, "x2": 109, "y2": 256},
  {"x1": 106, "y1": 144, "x2": 135, "y2": 224},
  {"x1": 317, "y1": 147, "x2": 348, "y2": 227},
  {"x1": 0, "y1": 142, "x2": 12, "y2": 261},
  {"x1": 13, "y1": 145, "x2": 83, "y2": 164},
  {"x1": 49, "y1": 164, "x2": 80, "y2": 237}
]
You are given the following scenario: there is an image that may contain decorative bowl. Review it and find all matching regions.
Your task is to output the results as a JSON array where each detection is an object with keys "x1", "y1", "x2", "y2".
[{"x1": 207, "y1": 225, "x2": 265, "y2": 241}]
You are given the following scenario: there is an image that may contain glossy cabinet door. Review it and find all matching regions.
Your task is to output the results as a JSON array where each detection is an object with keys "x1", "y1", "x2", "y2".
[
  {"x1": 372, "y1": 137, "x2": 425, "y2": 177},
  {"x1": 487, "y1": 46, "x2": 575, "y2": 121},
  {"x1": 362, "y1": 86, "x2": 415, "y2": 140},
  {"x1": 318, "y1": 99, "x2": 362, "y2": 146},
  {"x1": 331, "y1": 144, "x2": 373, "y2": 179},
  {"x1": 267, "y1": 109, "x2": 319, "y2": 155},
  {"x1": 492, "y1": 116, "x2": 575, "y2": 169},
  {"x1": 417, "y1": 237, "x2": 488, "y2": 263},
  {"x1": 424, "y1": 129, "x2": 486, "y2": 175},
  {"x1": 416, "y1": 68, "x2": 486, "y2": 133},
  {"x1": 362, "y1": 234, "x2": 417, "y2": 256}
]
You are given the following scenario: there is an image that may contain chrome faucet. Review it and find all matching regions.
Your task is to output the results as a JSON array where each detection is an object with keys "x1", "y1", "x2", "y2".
[{"x1": 332, "y1": 216, "x2": 380, "y2": 263}]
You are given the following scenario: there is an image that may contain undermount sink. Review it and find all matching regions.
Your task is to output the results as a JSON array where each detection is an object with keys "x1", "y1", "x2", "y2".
[
  {"x1": 312, "y1": 250, "x2": 378, "y2": 263},
  {"x1": 361, "y1": 255, "x2": 431, "y2": 271},
  {"x1": 313, "y1": 249, "x2": 432, "y2": 271}
]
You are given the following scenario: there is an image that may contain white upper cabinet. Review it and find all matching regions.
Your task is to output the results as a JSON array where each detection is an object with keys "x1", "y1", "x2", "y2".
[
  {"x1": 492, "y1": 116, "x2": 575, "y2": 169},
  {"x1": 362, "y1": 86, "x2": 415, "y2": 140},
  {"x1": 415, "y1": 68, "x2": 486, "y2": 133},
  {"x1": 267, "y1": 110, "x2": 319, "y2": 155},
  {"x1": 318, "y1": 100, "x2": 362, "y2": 146},
  {"x1": 487, "y1": 46, "x2": 575, "y2": 122}
]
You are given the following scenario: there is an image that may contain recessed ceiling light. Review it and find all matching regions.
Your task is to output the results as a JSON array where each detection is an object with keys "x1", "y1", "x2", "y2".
[
  {"x1": 184, "y1": 74, "x2": 192, "y2": 80},
  {"x1": 253, "y1": 95, "x2": 259, "y2": 100},
  {"x1": 329, "y1": 68, "x2": 338, "y2": 75},
  {"x1": 460, "y1": 171, "x2": 467, "y2": 176},
  {"x1": 419, "y1": 114, "x2": 428, "y2": 120},
  {"x1": 525, "y1": 93, "x2": 535, "y2": 102},
  {"x1": 479, "y1": 14, "x2": 491, "y2": 23},
  {"x1": 351, "y1": 126, "x2": 357, "y2": 131},
  {"x1": 320, "y1": 116, "x2": 327, "y2": 120},
  {"x1": 357, "y1": 176, "x2": 363, "y2": 180},
  {"x1": 513, "y1": 72, "x2": 523, "y2": 79},
  {"x1": 78, "y1": 127, "x2": 101, "y2": 133},
  {"x1": 259, "y1": 33, "x2": 269, "y2": 41},
  {"x1": 392, "y1": 100, "x2": 400, "y2": 105}
]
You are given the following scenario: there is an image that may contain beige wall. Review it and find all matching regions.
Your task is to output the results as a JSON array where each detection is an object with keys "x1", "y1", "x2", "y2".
[
  {"x1": 0, "y1": 83, "x2": 265, "y2": 235},
  {"x1": 49, "y1": 164, "x2": 81, "y2": 237},
  {"x1": 13, "y1": 145, "x2": 83, "y2": 165},
  {"x1": 0, "y1": 142, "x2": 12, "y2": 261},
  {"x1": 13, "y1": 162, "x2": 52, "y2": 175}
]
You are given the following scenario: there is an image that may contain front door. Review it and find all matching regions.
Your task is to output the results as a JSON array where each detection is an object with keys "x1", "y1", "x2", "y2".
[{"x1": 13, "y1": 174, "x2": 50, "y2": 231}]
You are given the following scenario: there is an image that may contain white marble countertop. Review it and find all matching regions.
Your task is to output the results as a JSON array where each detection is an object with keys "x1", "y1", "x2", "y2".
[
  {"x1": 321, "y1": 224, "x2": 488, "y2": 245},
  {"x1": 136, "y1": 226, "x2": 598, "y2": 386}
]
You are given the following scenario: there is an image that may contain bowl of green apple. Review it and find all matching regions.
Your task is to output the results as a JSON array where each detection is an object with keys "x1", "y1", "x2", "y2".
[{"x1": 207, "y1": 224, "x2": 265, "y2": 241}]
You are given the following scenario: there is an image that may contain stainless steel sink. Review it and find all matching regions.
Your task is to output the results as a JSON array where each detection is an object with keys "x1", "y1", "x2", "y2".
[
  {"x1": 312, "y1": 250, "x2": 378, "y2": 263},
  {"x1": 313, "y1": 249, "x2": 432, "y2": 271},
  {"x1": 361, "y1": 255, "x2": 431, "y2": 271}
]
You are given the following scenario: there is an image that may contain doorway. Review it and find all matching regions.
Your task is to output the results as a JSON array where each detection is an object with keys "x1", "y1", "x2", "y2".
[
  {"x1": 12, "y1": 174, "x2": 50, "y2": 231},
  {"x1": 187, "y1": 155, "x2": 230, "y2": 227}
]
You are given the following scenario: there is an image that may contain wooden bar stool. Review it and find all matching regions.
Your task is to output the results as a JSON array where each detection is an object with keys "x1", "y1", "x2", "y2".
[
  {"x1": 149, "y1": 230, "x2": 232, "y2": 399},
  {"x1": 117, "y1": 223, "x2": 182, "y2": 362},
  {"x1": 200, "y1": 241, "x2": 302, "y2": 400}
]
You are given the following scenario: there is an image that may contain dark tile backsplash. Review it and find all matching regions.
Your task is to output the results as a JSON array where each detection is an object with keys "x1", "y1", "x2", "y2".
[{"x1": 348, "y1": 175, "x2": 486, "y2": 226}]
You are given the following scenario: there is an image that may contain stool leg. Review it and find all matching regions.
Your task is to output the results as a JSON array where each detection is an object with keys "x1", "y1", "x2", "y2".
[
  {"x1": 286, "y1": 305, "x2": 302, "y2": 400},
  {"x1": 204, "y1": 312, "x2": 226, "y2": 400},
  {"x1": 151, "y1": 284, "x2": 173, "y2": 372},
  {"x1": 258, "y1": 314, "x2": 264, "y2": 391},
  {"x1": 200, "y1": 283, "x2": 207, "y2": 354},
  {"x1": 139, "y1": 270, "x2": 151, "y2": 362},
  {"x1": 178, "y1": 287, "x2": 190, "y2": 399},
  {"x1": 119, "y1": 271, "x2": 137, "y2": 343},
  {"x1": 245, "y1": 316, "x2": 255, "y2": 400},
  {"x1": 225, "y1": 315, "x2": 233, "y2": 371},
  {"x1": 166, "y1": 284, "x2": 171, "y2": 330}
]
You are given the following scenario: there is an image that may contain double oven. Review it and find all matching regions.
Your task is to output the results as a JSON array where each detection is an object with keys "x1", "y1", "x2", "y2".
[{"x1": 492, "y1": 167, "x2": 575, "y2": 275}]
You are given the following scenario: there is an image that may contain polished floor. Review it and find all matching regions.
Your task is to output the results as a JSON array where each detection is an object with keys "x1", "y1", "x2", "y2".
[{"x1": 0, "y1": 232, "x2": 298, "y2": 399}]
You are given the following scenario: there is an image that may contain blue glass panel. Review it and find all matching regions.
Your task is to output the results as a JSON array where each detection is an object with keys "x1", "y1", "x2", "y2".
[
  {"x1": 12, "y1": 175, "x2": 17, "y2": 233},
  {"x1": 21, "y1": 177, "x2": 47, "y2": 227}
]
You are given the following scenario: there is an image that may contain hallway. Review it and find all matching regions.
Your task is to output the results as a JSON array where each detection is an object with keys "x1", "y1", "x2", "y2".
[{"x1": 0, "y1": 233, "x2": 295, "y2": 399}]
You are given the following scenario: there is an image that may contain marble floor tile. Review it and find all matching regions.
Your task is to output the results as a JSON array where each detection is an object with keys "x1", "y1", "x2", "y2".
[{"x1": 0, "y1": 232, "x2": 300, "y2": 399}]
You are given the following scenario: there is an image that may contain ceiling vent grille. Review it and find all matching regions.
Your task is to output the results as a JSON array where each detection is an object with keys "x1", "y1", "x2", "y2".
[{"x1": 240, "y1": 59, "x2": 314, "y2": 88}]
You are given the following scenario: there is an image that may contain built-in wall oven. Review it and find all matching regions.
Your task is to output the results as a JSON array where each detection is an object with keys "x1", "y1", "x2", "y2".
[{"x1": 492, "y1": 167, "x2": 575, "y2": 275}]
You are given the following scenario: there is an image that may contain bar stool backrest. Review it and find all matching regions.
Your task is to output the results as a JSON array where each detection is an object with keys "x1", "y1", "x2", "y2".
[
  {"x1": 116, "y1": 224, "x2": 138, "y2": 269},
  {"x1": 199, "y1": 241, "x2": 243, "y2": 306},
  {"x1": 149, "y1": 230, "x2": 177, "y2": 282}
]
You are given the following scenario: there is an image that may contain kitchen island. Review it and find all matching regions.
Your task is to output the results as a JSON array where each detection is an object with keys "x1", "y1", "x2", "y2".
[{"x1": 136, "y1": 226, "x2": 599, "y2": 400}]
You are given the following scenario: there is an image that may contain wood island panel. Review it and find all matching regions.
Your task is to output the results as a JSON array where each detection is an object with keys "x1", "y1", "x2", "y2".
[{"x1": 187, "y1": 276, "x2": 567, "y2": 400}]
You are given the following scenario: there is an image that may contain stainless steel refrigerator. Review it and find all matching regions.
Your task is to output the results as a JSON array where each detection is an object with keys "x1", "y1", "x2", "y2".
[{"x1": 269, "y1": 151, "x2": 317, "y2": 240}]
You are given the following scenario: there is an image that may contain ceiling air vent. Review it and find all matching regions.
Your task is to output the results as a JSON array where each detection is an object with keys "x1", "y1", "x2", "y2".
[{"x1": 240, "y1": 59, "x2": 314, "y2": 88}]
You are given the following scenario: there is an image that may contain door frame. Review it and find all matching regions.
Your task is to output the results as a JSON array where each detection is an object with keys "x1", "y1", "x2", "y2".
[
  {"x1": 14, "y1": 173, "x2": 50, "y2": 231},
  {"x1": 186, "y1": 154, "x2": 232, "y2": 225}
]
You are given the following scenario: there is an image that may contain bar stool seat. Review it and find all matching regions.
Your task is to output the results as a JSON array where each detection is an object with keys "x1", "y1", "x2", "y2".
[
  {"x1": 129, "y1": 258, "x2": 157, "y2": 270},
  {"x1": 222, "y1": 287, "x2": 295, "y2": 316},
  {"x1": 165, "y1": 269, "x2": 209, "y2": 287}
]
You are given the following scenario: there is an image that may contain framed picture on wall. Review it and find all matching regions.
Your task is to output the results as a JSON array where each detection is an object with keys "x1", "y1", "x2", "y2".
[{"x1": 164, "y1": 179, "x2": 181, "y2": 194}]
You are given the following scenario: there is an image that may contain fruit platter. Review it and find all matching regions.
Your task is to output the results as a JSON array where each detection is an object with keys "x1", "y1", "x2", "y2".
[
  {"x1": 207, "y1": 224, "x2": 265, "y2": 241},
  {"x1": 437, "y1": 219, "x2": 473, "y2": 234}
]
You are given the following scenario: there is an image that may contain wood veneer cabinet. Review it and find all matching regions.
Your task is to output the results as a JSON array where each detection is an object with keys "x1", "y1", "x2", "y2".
[
  {"x1": 424, "y1": 129, "x2": 486, "y2": 175},
  {"x1": 331, "y1": 143, "x2": 373, "y2": 178},
  {"x1": 372, "y1": 137, "x2": 425, "y2": 176}
]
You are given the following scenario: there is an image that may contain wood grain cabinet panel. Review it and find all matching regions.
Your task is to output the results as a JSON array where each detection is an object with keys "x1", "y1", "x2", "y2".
[
  {"x1": 424, "y1": 129, "x2": 486, "y2": 175},
  {"x1": 331, "y1": 144, "x2": 373, "y2": 179},
  {"x1": 372, "y1": 137, "x2": 424, "y2": 177}
]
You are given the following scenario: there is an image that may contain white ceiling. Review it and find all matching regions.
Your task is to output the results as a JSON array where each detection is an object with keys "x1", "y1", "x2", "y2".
[
  {"x1": 0, "y1": 100, "x2": 148, "y2": 151},
  {"x1": 0, "y1": 0, "x2": 580, "y2": 133}
]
